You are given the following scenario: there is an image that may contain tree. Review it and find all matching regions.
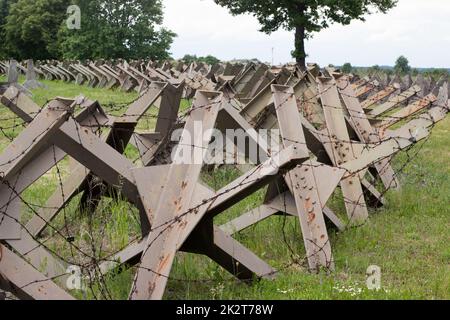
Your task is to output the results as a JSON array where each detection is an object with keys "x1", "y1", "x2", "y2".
[
  {"x1": 2, "y1": 0, "x2": 68, "y2": 59},
  {"x1": 182, "y1": 54, "x2": 199, "y2": 64},
  {"x1": 201, "y1": 55, "x2": 221, "y2": 65},
  {"x1": 342, "y1": 63, "x2": 353, "y2": 73},
  {"x1": 394, "y1": 55, "x2": 411, "y2": 75},
  {"x1": 214, "y1": 0, "x2": 398, "y2": 69},
  {"x1": 58, "y1": 0, "x2": 175, "y2": 60},
  {"x1": 182, "y1": 54, "x2": 221, "y2": 65}
]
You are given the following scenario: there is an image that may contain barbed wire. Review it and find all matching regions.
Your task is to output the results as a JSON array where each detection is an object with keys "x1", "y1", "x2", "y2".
[{"x1": 0, "y1": 64, "x2": 448, "y2": 300}]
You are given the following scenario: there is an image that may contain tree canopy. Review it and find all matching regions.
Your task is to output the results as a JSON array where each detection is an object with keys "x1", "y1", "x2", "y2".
[
  {"x1": 214, "y1": 0, "x2": 398, "y2": 68},
  {"x1": 0, "y1": 2, "x2": 16, "y2": 32},
  {"x1": 341, "y1": 62, "x2": 353, "y2": 74},
  {"x1": 0, "y1": 0, "x2": 175, "y2": 60},
  {"x1": 2, "y1": 0, "x2": 69, "y2": 59},
  {"x1": 182, "y1": 54, "x2": 221, "y2": 65},
  {"x1": 394, "y1": 55, "x2": 411, "y2": 75},
  {"x1": 58, "y1": 0, "x2": 176, "y2": 60},
  {"x1": 0, "y1": 0, "x2": 15, "y2": 58}
]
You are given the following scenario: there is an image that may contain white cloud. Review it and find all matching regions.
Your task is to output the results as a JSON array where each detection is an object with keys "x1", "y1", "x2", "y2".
[{"x1": 163, "y1": 0, "x2": 450, "y2": 67}]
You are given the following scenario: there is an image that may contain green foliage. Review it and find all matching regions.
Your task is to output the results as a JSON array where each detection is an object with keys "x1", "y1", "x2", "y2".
[
  {"x1": 423, "y1": 68, "x2": 449, "y2": 81},
  {"x1": 365, "y1": 64, "x2": 388, "y2": 76},
  {"x1": 2, "y1": 0, "x2": 69, "y2": 59},
  {"x1": 0, "y1": 0, "x2": 16, "y2": 58},
  {"x1": 341, "y1": 62, "x2": 353, "y2": 74},
  {"x1": 182, "y1": 54, "x2": 221, "y2": 65},
  {"x1": 214, "y1": 0, "x2": 398, "y2": 36},
  {"x1": 182, "y1": 54, "x2": 199, "y2": 64},
  {"x1": 214, "y1": 0, "x2": 398, "y2": 66},
  {"x1": 371, "y1": 65, "x2": 381, "y2": 71},
  {"x1": 0, "y1": 0, "x2": 12, "y2": 25},
  {"x1": 0, "y1": 0, "x2": 175, "y2": 60},
  {"x1": 201, "y1": 55, "x2": 221, "y2": 65},
  {"x1": 58, "y1": 0, "x2": 175, "y2": 60},
  {"x1": 394, "y1": 55, "x2": 411, "y2": 75}
]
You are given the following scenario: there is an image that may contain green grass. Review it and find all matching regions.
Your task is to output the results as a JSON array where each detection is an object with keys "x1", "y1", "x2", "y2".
[
  {"x1": 0, "y1": 76, "x2": 448, "y2": 300},
  {"x1": 1, "y1": 75, "x2": 139, "y2": 106}
]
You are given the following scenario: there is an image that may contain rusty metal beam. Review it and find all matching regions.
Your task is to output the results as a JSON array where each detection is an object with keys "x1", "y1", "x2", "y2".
[
  {"x1": 317, "y1": 77, "x2": 369, "y2": 223},
  {"x1": 0, "y1": 102, "x2": 73, "y2": 240},
  {"x1": 376, "y1": 94, "x2": 436, "y2": 131},
  {"x1": 0, "y1": 244, "x2": 74, "y2": 300},
  {"x1": 368, "y1": 85, "x2": 421, "y2": 118},
  {"x1": 130, "y1": 91, "x2": 223, "y2": 300},
  {"x1": 335, "y1": 74, "x2": 400, "y2": 190},
  {"x1": 361, "y1": 84, "x2": 399, "y2": 109},
  {"x1": 273, "y1": 84, "x2": 339, "y2": 271}
]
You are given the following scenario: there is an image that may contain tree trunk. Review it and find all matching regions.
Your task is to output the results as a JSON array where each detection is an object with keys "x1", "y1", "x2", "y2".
[
  {"x1": 295, "y1": 24, "x2": 306, "y2": 70},
  {"x1": 294, "y1": 1, "x2": 307, "y2": 70}
]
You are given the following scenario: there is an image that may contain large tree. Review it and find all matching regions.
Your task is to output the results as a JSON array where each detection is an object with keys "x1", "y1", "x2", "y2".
[
  {"x1": 3, "y1": 0, "x2": 69, "y2": 59},
  {"x1": 58, "y1": 0, "x2": 176, "y2": 60},
  {"x1": 214, "y1": 0, "x2": 398, "y2": 68}
]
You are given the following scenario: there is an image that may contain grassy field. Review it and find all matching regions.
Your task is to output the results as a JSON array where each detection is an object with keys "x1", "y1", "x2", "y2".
[{"x1": 0, "y1": 75, "x2": 448, "y2": 300}]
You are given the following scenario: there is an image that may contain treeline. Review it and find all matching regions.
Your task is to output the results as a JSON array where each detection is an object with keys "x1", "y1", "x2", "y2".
[
  {"x1": 0, "y1": 0, "x2": 176, "y2": 61},
  {"x1": 181, "y1": 54, "x2": 221, "y2": 65},
  {"x1": 341, "y1": 56, "x2": 450, "y2": 80}
]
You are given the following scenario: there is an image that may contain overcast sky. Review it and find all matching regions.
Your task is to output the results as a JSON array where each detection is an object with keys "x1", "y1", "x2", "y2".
[{"x1": 163, "y1": 0, "x2": 450, "y2": 68}]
